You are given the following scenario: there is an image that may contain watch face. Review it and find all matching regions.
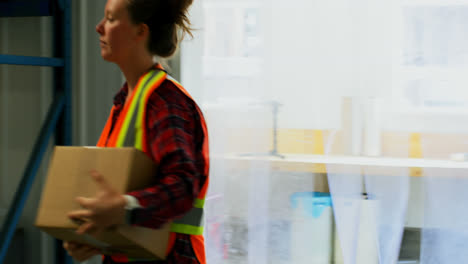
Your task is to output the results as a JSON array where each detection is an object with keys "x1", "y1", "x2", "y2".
[{"x1": 125, "y1": 208, "x2": 134, "y2": 225}]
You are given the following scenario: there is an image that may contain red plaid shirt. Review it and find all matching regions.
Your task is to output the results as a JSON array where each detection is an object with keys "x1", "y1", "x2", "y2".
[{"x1": 103, "y1": 79, "x2": 208, "y2": 264}]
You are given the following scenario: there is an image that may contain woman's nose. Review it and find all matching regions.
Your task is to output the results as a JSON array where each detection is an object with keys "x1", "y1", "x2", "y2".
[{"x1": 96, "y1": 19, "x2": 104, "y2": 35}]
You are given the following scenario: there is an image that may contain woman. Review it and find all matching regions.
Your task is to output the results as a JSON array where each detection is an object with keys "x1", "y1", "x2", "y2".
[{"x1": 63, "y1": 0, "x2": 209, "y2": 263}]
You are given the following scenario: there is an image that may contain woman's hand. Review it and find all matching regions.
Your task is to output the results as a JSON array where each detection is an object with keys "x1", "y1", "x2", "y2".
[
  {"x1": 63, "y1": 241, "x2": 101, "y2": 262},
  {"x1": 68, "y1": 170, "x2": 127, "y2": 235}
]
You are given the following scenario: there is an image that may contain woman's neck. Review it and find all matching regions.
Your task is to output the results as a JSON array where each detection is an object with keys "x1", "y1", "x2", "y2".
[{"x1": 118, "y1": 53, "x2": 155, "y2": 96}]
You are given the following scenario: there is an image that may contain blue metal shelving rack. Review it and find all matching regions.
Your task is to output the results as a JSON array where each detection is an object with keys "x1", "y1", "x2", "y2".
[{"x1": 0, "y1": 1, "x2": 72, "y2": 263}]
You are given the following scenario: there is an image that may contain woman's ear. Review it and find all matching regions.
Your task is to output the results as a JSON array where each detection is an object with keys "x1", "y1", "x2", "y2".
[
  {"x1": 136, "y1": 23, "x2": 150, "y2": 40},
  {"x1": 134, "y1": 23, "x2": 150, "y2": 42}
]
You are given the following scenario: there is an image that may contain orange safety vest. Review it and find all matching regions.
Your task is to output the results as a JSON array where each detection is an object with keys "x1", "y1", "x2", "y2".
[{"x1": 97, "y1": 64, "x2": 209, "y2": 263}]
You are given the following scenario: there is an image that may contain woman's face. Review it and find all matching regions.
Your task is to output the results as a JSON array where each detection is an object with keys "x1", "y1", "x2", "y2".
[{"x1": 96, "y1": 0, "x2": 140, "y2": 63}]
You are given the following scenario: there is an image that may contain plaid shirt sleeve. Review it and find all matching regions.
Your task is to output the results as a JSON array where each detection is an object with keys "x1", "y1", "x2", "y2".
[{"x1": 127, "y1": 80, "x2": 205, "y2": 229}]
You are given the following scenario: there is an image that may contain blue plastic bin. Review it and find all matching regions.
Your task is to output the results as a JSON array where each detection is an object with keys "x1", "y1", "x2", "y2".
[
  {"x1": 290, "y1": 192, "x2": 332, "y2": 218},
  {"x1": 290, "y1": 192, "x2": 333, "y2": 264}
]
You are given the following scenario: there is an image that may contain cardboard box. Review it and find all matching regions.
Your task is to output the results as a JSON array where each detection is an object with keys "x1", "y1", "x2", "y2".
[{"x1": 35, "y1": 146, "x2": 171, "y2": 259}]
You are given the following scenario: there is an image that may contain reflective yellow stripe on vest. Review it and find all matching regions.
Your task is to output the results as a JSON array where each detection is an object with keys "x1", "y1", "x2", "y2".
[
  {"x1": 170, "y1": 198, "x2": 205, "y2": 235},
  {"x1": 116, "y1": 71, "x2": 157, "y2": 147},
  {"x1": 194, "y1": 198, "x2": 205, "y2": 208},
  {"x1": 119, "y1": 69, "x2": 205, "y2": 236}
]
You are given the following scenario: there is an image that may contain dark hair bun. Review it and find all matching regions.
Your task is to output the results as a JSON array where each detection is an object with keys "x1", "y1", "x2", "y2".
[{"x1": 126, "y1": 0, "x2": 194, "y2": 58}]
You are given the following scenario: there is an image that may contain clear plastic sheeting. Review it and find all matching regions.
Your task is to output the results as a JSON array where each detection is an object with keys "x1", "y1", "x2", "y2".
[
  {"x1": 247, "y1": 160, "x2": 271, "y2": 264},
  {"x1": 327, "y1": 164, "x2": 409, "y2": 264},
  {"x1": 326, "y1": 165, "x2": 365, "y2": 264},
  {"x1": 420, "y1": 168, "x2": 468, "y2": 263},
  {"x1": 289, "y1": 192, "x2": 334, "y2": 264},
  {"x1": 364, "y1": 169, "x2": 409, "y2": 264},
  {"x1": 177, "y1": 0, "x2": 468, "y2": 263},
  {"x1": 203, "y1": 101, "x2": 273, "y2": 264}
]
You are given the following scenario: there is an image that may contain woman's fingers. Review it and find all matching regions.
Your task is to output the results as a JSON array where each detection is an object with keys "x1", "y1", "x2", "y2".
[
  {"x1": 63, "y1": 241, "x2": 101, "y2": 262},
  {"x1": 76, "y1": 197, "x2": 97, "y2": 209},
  {"x1": 74, "y1": 246, "x2": 101, "y2": 262},
  {"x1": 68, "y1": 209, "x2": 93, "y2": 221},
  {"x1": 63, "y1": 241, "x2": 78, "y2": 251},
  {"x1": 90, "y1": 170, "x2": 112, "y2": 190},
  {"x1": 76, "y1": 221, "x2": 95, "y2": 234}
]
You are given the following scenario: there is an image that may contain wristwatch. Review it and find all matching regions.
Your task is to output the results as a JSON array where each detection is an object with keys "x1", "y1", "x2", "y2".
[
  {"x1": 124, "y1": 207, "x2": 136, "y2": 225},
  {"x1": 123, "y1": 195, "x2": 142, "y2": 225}
]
